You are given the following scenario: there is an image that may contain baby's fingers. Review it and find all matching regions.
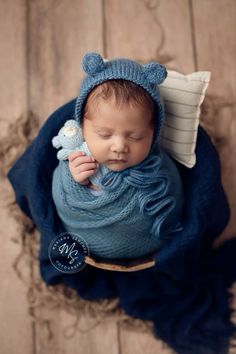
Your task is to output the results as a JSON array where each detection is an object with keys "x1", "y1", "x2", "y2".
[
  {"x1": 68, "y1": 151, "x2": 85, "y2": 162},
  {"x1": 69, "y1": 152, "x2": 96, "y2": 166},
  {"x1": 75, "y1": 169, "x2": 97, "y2": 184},
  {"x1": 73, "y1": 156, "x2": 96, "y2": 168},
  {"x1": 76, "y1": 162, "x2": 98, "y2": 173}
]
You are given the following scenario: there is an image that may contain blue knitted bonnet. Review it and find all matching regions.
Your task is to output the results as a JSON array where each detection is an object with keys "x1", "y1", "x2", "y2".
[{"x1": 74, "y1": 52, "x2": 167, "y2": 145}]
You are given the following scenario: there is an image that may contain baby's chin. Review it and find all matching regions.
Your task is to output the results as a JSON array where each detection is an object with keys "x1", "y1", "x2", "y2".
[
  {"x1": 107, "y1": 166, "x2": 127, "y2": 172},
  {"x1": 103, "y1": 161, "x2": 130, "y2": 171}
]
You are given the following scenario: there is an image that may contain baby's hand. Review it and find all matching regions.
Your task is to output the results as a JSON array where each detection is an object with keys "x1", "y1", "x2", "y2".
[{"x1": 68, "y1": 151, "x2": 98, "y2": 185}]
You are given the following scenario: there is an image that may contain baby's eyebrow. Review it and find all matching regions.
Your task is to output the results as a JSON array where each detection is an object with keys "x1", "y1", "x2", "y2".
[
  {"x1": 93, "y1": 126, "x2": 147, "y2": 134},
  {"x1": 94, "y1": 126, "x2": 113, "y2": 132}
]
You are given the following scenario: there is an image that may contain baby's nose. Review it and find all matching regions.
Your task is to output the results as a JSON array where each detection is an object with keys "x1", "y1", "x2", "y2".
[{"x1": 111, "y1": 137, "x2": 128, "y2": 153}]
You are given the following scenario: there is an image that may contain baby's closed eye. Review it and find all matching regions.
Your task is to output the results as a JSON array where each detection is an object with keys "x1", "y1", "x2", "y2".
[
  {"x1": 97, "y1": 133, "x2": 112, "y2": 139},
  {"x1": 128, "y1": 135, "x2": 144, "y2": 141},
  {"x1": 96, "y1": 131, "x2": 145, "y2": 139}
]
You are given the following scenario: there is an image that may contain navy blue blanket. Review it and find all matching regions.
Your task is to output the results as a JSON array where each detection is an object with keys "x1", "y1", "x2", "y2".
[{"x1": 8, "y1": 99, "x2": 236, "y2": 353}]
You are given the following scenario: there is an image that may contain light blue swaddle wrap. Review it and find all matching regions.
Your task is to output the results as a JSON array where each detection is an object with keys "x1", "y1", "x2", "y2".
[{"x1": 52, "y1": 142, "x2": 184, "y2": 259}]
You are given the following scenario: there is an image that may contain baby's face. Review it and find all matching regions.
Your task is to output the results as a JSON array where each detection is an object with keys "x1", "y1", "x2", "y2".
[{"x1": 82, "y1": 97, "x2": 154, "y2": 171}]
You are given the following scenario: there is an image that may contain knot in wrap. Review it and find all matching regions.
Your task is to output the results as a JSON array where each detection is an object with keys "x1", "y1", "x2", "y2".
[{"x1": 100, "y1": 154, "x2": 163, "y2": 190}]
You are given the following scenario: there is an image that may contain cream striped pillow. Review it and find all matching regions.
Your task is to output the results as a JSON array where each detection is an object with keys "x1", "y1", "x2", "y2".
[{"x1": 158, "y1": 70, "x2": 211, "y2": 168}]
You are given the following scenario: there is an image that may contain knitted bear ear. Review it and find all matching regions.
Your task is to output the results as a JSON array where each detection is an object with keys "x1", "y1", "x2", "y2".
[
  {"x1": 64, "y1": 119, "x2": 80, "y2": 128},
  {"x1": 52, "y1": 136, "x2": 61, "y2": 149},
  {"x1": 82, "y1": 52, "x2": 105, "y2": 75},
  {"x1": 143, "y1": 62, "x2": 167, "y2": 84},
  {"x1": 63, "y1": 120, "x2": 82, "y2": 138}
]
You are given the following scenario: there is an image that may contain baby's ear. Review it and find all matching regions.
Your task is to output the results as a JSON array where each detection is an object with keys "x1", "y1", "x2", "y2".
[
  {"x1": 82, "y1": 52, "x2": 105, "y2": 75},
  {"x1": 143, "y1": 62, "x2": 167, "y2": 84}
]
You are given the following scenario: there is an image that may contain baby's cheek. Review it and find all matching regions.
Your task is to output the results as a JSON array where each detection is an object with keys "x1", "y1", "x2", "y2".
[
  {"x1": 88, "y1": 143, "x2": 106, "y2": 163},
  {"x1": 94, "y1": 151, "x2": 107, "y2": 164},
  {"x1": 133, "y1": 144, "x2": 151, "y2": 164}
]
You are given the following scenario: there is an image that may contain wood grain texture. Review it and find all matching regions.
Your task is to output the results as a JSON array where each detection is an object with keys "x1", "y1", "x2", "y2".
[
  {"x1": 0, "y1": 191, "x2": 34, "y2": 354},
  {"x1": 55, "y1": 314, "x2": 119, "y2": 354},
  {"x1": 0, "y1": 0, "x2": 28, "y2": 119},
  {"x1": 105, "y1": 0, "x2": 195, "y2": 73},
  {"x1": 119, "y1": 328, "x2": 174, "y2": 354},
  {"x1": 192, "y1": 0, "x2": 236, "y2": 242},
  {"x1": 85, "y1": 254, "x2": 155, "y2": 271},
  {"x1": 0, "y1": 1, "x2": 34, "y2": 354},
  {"x1": 30, "y1": 257, "x2": 120, "y2": 354},
  {"x1": 34, "y1": 309, "x2": 119, "y2": 354},
  {"x1": 28, "y1": 0, "x2": 104, "y2": 121}
]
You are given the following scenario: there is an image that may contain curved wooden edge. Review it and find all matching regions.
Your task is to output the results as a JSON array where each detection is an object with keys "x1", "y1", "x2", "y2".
[{"x1": 84, "y1": 256, "x2": 155, "y2": 272}]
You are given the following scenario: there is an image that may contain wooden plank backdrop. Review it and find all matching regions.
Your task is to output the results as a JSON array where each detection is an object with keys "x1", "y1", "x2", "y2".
[
  {"x1": 0, "y1": 0, "x2": 235, "y2": 353},
  {"x1": 0, "y1": 1, "x2": 34, "y2": 354}
]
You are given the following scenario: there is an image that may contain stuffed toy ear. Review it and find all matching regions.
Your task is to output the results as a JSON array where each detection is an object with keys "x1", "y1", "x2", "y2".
[
  {"x1": 52, "y1": 136, "x2": 61, "y2": 149},
  {"x1": 143, "y1": 62, "x2": 167, "y2": 84},
  {"x1": 64, "y1": 119, "x2": 80, "y2": 128},
  {"x1": 82, "y1": 52, "x2": 105, "y2": 75}
]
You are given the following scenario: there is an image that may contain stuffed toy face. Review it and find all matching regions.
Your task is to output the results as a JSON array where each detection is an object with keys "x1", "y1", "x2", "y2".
[
  {"x1": 52, "y1": 119, "x2": 84, "y2": 160},
  {"x1": 52, "y1": 119, "x2": 83, "y2": 150}
]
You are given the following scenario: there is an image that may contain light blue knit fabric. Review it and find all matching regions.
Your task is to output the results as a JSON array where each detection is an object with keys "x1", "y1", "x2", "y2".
[{"x1": 52, "y1": 148, "x2": 184, "y2": 259}]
